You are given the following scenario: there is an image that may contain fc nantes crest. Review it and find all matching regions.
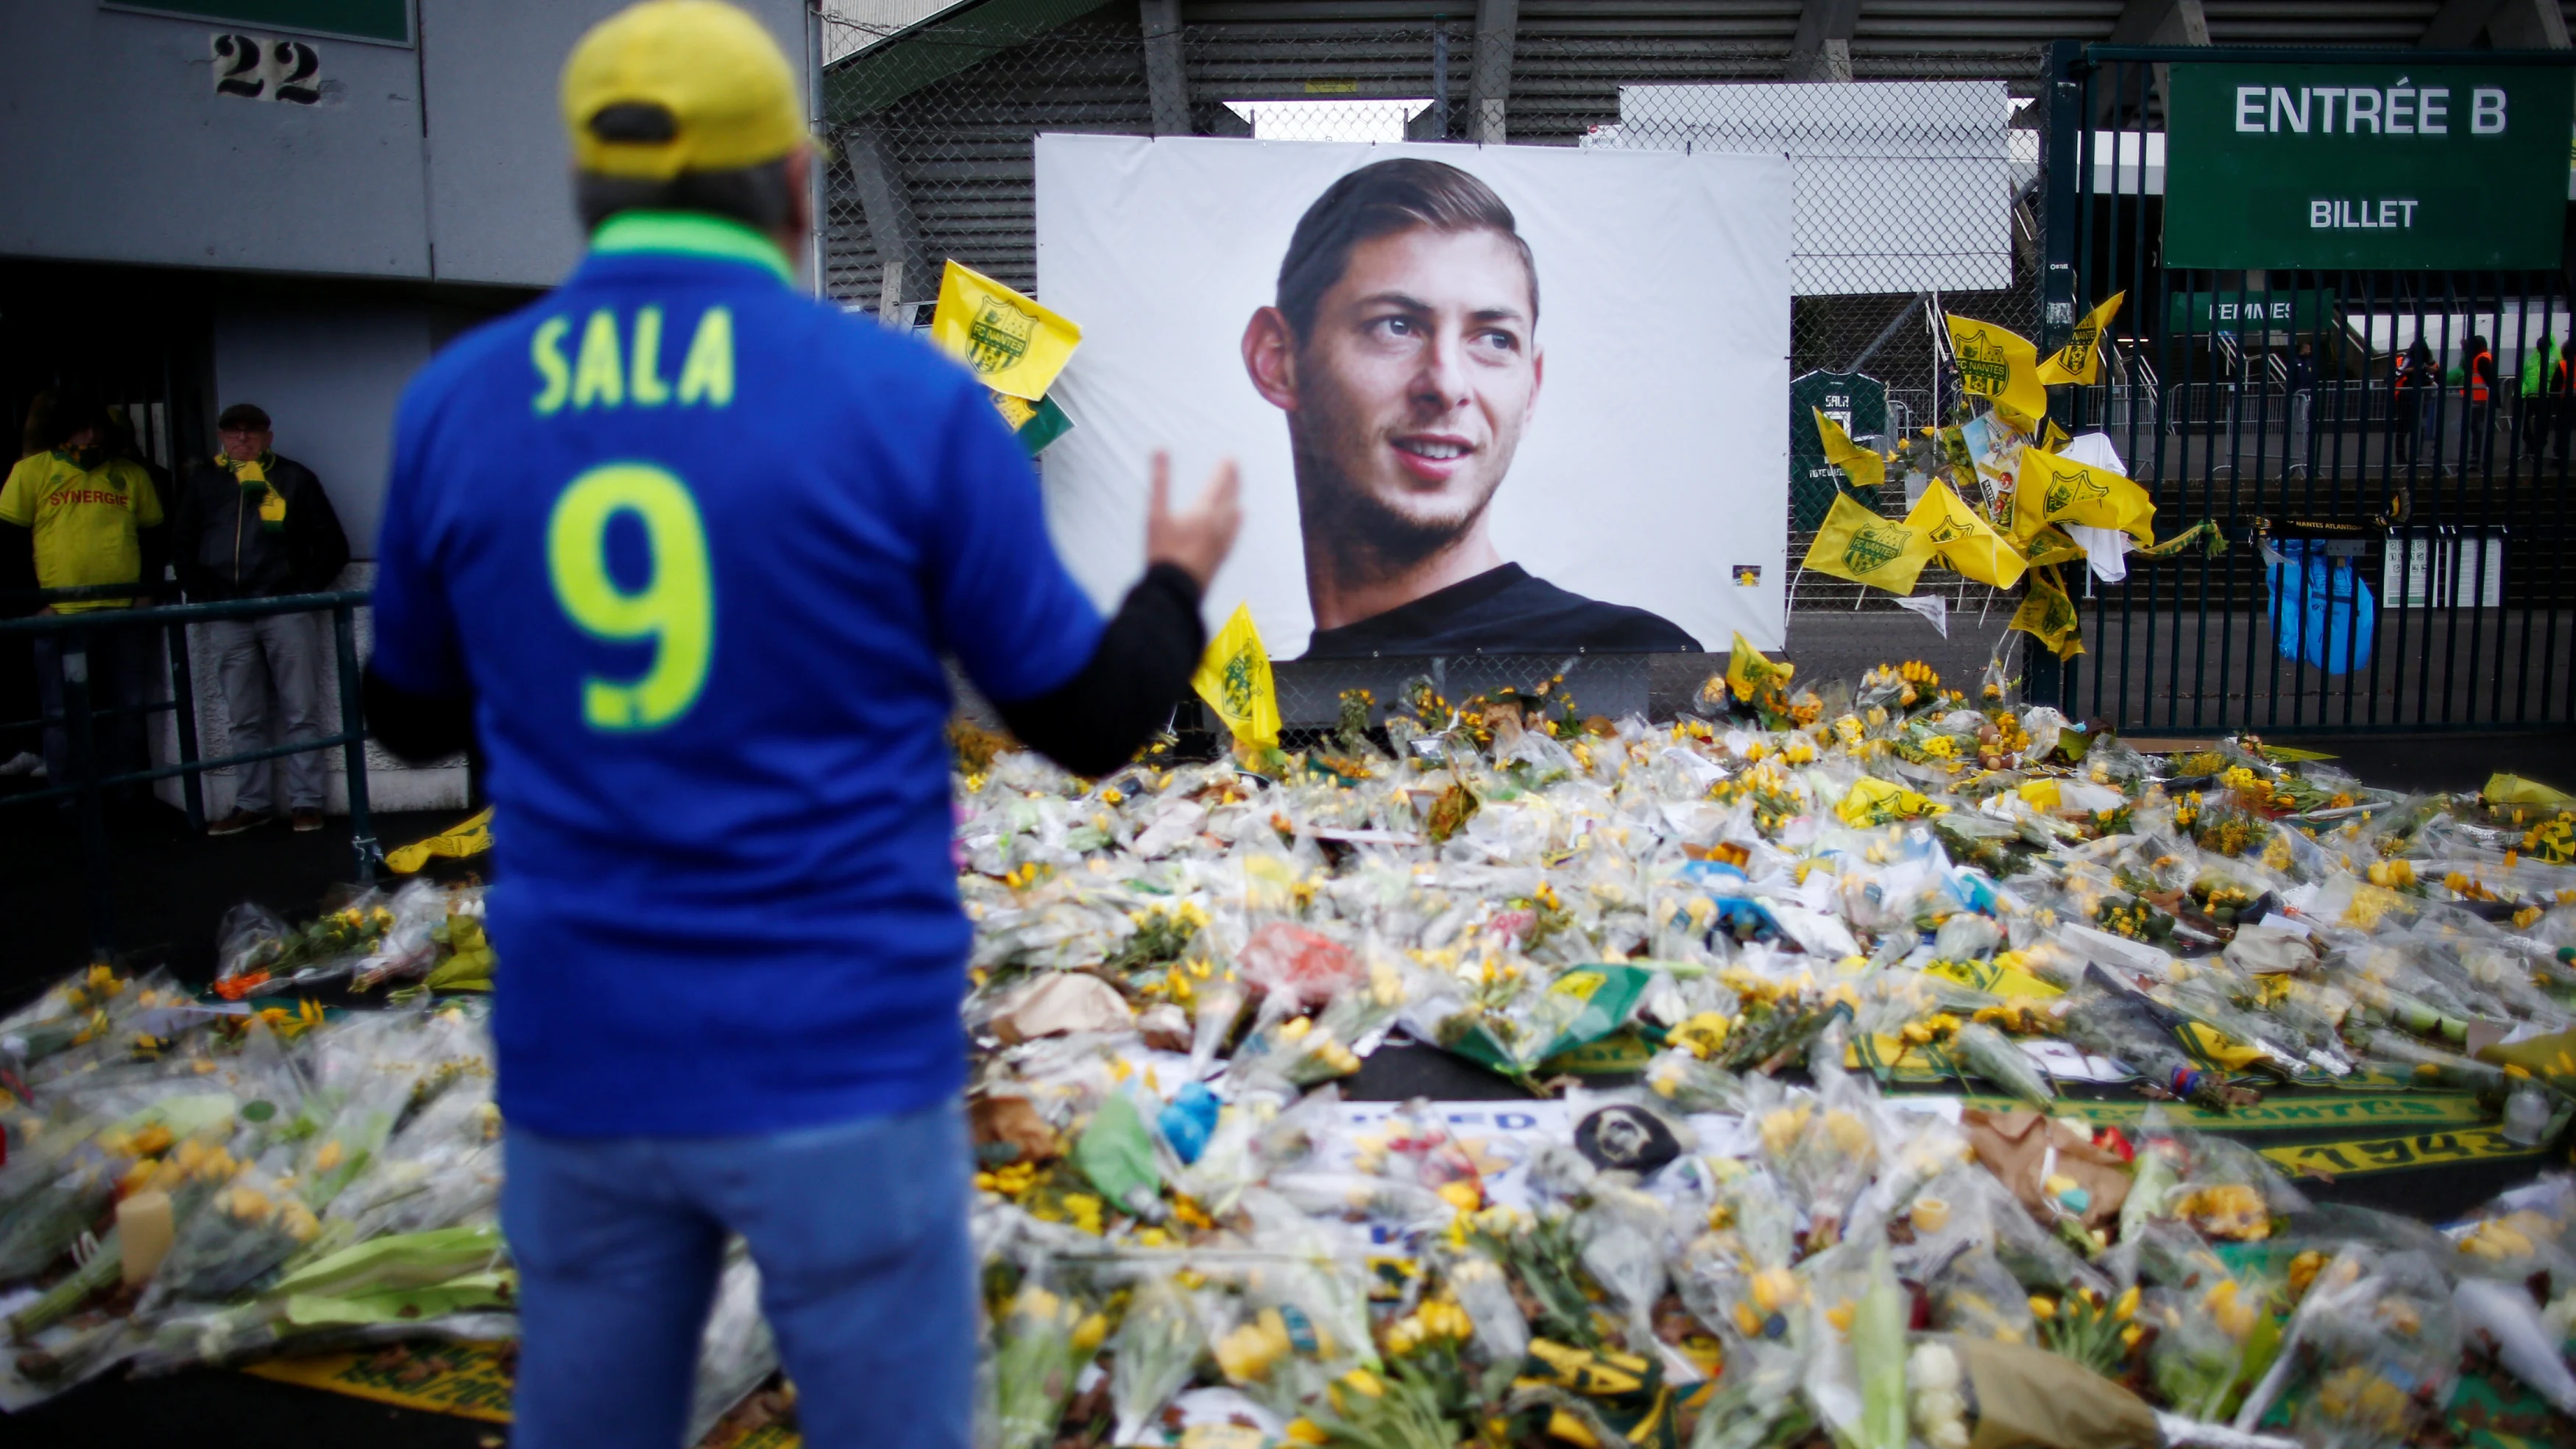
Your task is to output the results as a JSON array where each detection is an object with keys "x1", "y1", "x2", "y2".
[
  {"x1": 1942, "y1": 314, "x2": 2048, "y2": 422},
  {"x1": 2039, "y1": 293, "x2": 2126, "y2": 386},
  {"x1": 929, "y1": 261, "x2": 1082, "y2": 402},
  {"x1": 965, "y1": 294, "x2": 1036, "y2": 376},
  {"x1": 2042, "y1": 467, "x2": 2109, "y2": 519},
  {"x1": 1802, "y1": 492, "x2": 1933, "y2": 595},
  {"x1": 1902, "y1": 478, "x2": 2026, "y2": 589},
  {"x1": 1953, "y1": 328, "x2": 2011, "y2": 397},
  {"x1": 1191, "y1": 603, "x2": 1281, "y2": 751},
  {"x1": 2010, "y1": 566, "x2": 2084, "y2": 660},
  {"x1": 1842, "y1": 519, "x2": 1909, "y2": 575}
]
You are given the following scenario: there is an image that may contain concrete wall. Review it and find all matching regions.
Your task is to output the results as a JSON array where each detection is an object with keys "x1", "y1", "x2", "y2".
[
  {"x1": 212, "y1": 294, "x2": 438, "y2": 553},
  {"x1": 0, "y1": 5, "x2": 430, "y2": 277},
  {"x1": 0, "y1": 0, "x2": 813, "y2": 288}
]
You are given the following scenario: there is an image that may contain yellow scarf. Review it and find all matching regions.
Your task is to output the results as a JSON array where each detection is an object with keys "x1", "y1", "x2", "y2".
[{"x1": 219, "y1": 453, "x2": 287, "y2": 532}]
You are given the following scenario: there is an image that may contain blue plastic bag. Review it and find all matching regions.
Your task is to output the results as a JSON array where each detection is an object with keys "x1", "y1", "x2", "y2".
[
  {"x1": 2266, "y1": 539, "x2": 2374, "y2": 674},
  {"x1": 1157, "y1": 1081, "x2": 1219, "y2": 1165}
]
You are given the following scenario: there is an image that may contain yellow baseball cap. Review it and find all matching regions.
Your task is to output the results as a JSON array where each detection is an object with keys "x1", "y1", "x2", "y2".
[{"x1": 562, "y1": 0, "x2": 804, "y2": 181}]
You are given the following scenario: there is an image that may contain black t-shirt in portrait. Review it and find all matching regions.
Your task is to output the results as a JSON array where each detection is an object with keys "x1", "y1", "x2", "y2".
[{"x1": 1298, "y1": 563, "x2": 1699, "y2": 659}]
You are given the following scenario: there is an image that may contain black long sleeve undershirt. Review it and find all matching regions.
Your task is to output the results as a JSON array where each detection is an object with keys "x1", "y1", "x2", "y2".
[
  {"x1": 359, "y1": 563, "x2": 1207, "y2": 776},
  {"x1": 362, "y1": 665, "x2": 476, "y2": 765},
  {"x1": 995, "y1": 562, "x2": 1206, "y2": 776}
]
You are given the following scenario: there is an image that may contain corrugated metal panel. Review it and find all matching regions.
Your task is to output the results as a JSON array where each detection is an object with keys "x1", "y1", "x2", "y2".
[
  {"x1": 823, "y1": 0, "x2": 2575, "y2": 310},
  {"x1": 828, "y1": 10, "x2": 1150, "y2": 306},
  {"x1": 2199, "y1": 1, "x2": 2439, "y2": 46}
]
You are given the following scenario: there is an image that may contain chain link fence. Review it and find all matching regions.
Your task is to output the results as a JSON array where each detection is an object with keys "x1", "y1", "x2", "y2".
[{"x1": 819, "y1": 9, "x2": 2048, "y2": 621}]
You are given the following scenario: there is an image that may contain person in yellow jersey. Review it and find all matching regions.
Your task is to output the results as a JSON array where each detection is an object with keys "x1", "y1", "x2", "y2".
[
  {"x1": 361, "y1": 4, "x2": 1239, "y2": 1448},
  {"x1": 0, "y1": 387, "x2": 166, "y2": 798}
]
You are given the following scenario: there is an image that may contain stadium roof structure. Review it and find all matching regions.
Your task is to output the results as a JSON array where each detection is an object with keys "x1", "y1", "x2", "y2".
[{"x1": 826, "y1": 0, "x2": 2572, "y2": 121}]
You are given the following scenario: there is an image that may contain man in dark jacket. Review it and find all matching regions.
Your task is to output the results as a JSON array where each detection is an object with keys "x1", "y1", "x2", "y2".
[{"x1": 171, "y1": 403, "x2": 350, "y2": 832}]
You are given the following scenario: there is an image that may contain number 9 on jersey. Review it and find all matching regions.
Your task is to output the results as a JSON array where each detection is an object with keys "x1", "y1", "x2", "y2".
[{"x1": 547, "y1": 463, "x2": 713, "y2": 731}]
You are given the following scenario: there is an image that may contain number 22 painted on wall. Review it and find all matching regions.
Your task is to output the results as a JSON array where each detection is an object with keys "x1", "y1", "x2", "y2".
[{"x1": 546, "y1": 464, "x2": 713, "y2": 731}]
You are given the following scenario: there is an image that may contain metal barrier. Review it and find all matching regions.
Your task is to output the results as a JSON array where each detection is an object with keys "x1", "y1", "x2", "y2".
[
  {"x1": 0, "y1": 586, "x2": 378, "y2": 960},
  {"x1": 2037, "y1": 40, "x2": 2576, "y2": 734}
]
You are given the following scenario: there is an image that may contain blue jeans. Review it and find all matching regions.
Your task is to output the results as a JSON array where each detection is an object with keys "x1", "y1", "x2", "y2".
[{"x1": 503, "y1": 1100, "x2": 974, "y2": 1449}]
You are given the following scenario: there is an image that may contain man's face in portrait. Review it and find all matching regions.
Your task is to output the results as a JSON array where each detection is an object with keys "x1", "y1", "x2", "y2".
[{"x1": 1250, "y1": 225, "x2": 1543, "y2": 567}]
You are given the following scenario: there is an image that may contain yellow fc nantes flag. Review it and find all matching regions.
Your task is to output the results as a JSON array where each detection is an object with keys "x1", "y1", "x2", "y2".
[
  {"x1": 2021, "y1": 527, "x2": 2088, "y2": 570},
  {"x1": 1811, "y1": 407, "x2": 1884, "y2": 492},
  {"x1": 1945, "y1": 314, "x2": 2049, "y2": 424},
  {"x1": 2010, "y1": 565, "x2": 2085, "y2": 661},
  {"x1": 2038, "y1": 292, "x2": 2126, "y2": 386},
  {"x1": 1802, "y1": 491, "x2": 1935, "y2": 596},
  {"x1": 1724, "y1": 631, "x2": 1792, "y2": 703},
  {"x1": 1903, "y1": 478, "x2": 2027, "y2": 590},
  {"x1": 1192, "y1": 603, "x2": 1280, "y2": 751},
  {"x1": 929, "y1": 260, "x2": 1082, "y2": 401},
  {"x1": 2010, "y1": 449, "x2": 2155, "y2": 542}
]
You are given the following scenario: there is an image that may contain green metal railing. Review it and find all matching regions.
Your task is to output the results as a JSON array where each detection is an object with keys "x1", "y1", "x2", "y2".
[
  {"x1": 0, "y1": 586, "x2": 378, "y2": 959},
  {"x1": 2032, "y1": 40, "x2": 2576, "y2": 734}
]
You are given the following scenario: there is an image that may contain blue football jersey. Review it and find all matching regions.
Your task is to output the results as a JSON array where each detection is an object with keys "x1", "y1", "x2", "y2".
[{"x1": 369, "y1": 213, "x2": 1103, "y2": 1136}]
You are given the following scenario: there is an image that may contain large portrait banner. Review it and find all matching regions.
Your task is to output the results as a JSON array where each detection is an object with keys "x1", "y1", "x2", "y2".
[{"x1": 1033, "y1": 134, "x2": 1794, "y2": 660}]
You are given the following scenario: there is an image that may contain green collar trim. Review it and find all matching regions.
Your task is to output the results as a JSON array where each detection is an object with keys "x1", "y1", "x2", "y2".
[{"x1": 590, "y1": 211, "x2": 792, "y2": 283}]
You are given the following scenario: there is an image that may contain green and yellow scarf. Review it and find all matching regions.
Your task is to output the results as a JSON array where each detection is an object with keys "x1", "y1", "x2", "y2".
[{"x1": 217, "y1": 452, "x2": 286, "y2": 533}]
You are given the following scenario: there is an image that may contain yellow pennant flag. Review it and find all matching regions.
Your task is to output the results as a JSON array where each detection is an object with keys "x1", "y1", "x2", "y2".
[
  {"x1": 1945, "y1": 314, "x2": 2050, "y2": 423},
  {"x1": 2010, "y1": 449, "x2": 2156, "y2": 542},
  {"x1": 2038, "y1": 292, "x2": 2127, "y2": 386},
  {"x1": 1724, "y1": 631, "x2": 1792, "y2": 703},
  {"x1": 1802, "y1": 491, "x2": 1935, "y2": 595},
  {"x1": 2021, "y1": 527, "x2": 2088, "y2": 570},
  {"x1": 1836, "y1": 776, "x2": 1949, "y2": 827},
  {"x1": 1192, "y1": 603, "x2": 1280, "y2": 751},
  {"x1": 1811, "y1": 408, "x2": 1884, "y2": 492},
  {"x1": 1903, "y1": 478, "x2": 2027, "y2": 590},
  {"x1": 2037, "y1": 417, "x2": 2071, "y2": 453},
  {"x1": 2009, "y1": 565, "x2": 2085, "y2": 661},
  {"x1": 929, "y1": 261, "x2": 1082, "y2": 401}
]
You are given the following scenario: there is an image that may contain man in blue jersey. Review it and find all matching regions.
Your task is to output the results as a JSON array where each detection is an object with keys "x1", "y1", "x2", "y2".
[{"x1": 360, "y1": 4, "x2": 1239, "y2": 1446}]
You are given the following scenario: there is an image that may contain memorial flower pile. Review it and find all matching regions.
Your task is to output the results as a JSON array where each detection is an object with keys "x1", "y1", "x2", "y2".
[{"x1": 5, "y1": 649, "x2": 2576, "y2": 1448}]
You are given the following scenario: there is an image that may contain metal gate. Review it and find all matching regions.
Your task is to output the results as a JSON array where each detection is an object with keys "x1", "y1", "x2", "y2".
[{"x1": 2037, "y1": 42, "x2": 2576, "y2": 734}]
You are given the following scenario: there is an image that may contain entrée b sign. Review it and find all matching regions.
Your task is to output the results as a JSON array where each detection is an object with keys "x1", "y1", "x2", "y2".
[{"x1": 2164, "y1": 63, "x2": 2572, "y2": 271}]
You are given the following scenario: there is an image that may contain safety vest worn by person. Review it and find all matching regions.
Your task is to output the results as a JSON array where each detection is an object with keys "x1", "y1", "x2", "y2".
[{"x1": 2469, "y1": 349, "x2": 2495, "y2": 404}]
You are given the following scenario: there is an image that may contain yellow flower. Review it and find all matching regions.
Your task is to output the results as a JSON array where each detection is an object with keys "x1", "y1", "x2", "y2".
[
  {"x1": 1071, "y1": 1312, "x2": 1109, "y2": 1353},
  {"x1": 1750, "y1": 1267, "x2": 1802, "y2": 1314},
  {"x1": 2112, "y1": 1285, "x2": 2140, "y2": 1322},
  {"x1": 1758, "y1": 1104, "x2": 1811, "y2": 1157},
  {"x1": 2028, "y1": 1295, "x2": 2057, "y2": 1321},
  {"x1": 1214, "y1": 1308, "x2": 1292, "y2": 1383},
  {"x1": 1823, "y1": 1109, "x2": 1872, "y2": 1156}
]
